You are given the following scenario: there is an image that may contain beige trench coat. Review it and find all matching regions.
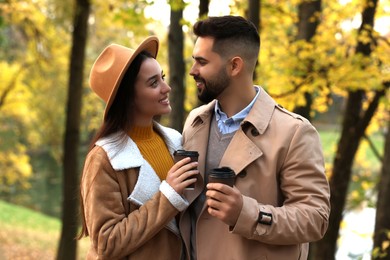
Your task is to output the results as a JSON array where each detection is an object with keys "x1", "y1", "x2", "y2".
[
  {"x1": 179, "y1": 87, "x2": 330, "y2": 260},
  {"x1": 80, "y1": 123, "x2": 187, "y2": 260}
]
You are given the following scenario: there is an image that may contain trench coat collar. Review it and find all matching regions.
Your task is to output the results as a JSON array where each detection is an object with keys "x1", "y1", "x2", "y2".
[
  {"x1": 241, "y1": 86, "x2": 276, "y2": 135},
  {"x1": 186, "y1": 86, "x2": 277, "y2": 176},
  {"x1": 188, "y1": 86, "x2": 276, "y2": 134}
]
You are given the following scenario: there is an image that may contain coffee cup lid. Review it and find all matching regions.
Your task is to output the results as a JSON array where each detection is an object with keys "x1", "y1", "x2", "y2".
[
  {"x1": 174, "y1": 150, "x2": 199, "y2": 157},
  {"x1": 210, "y1": 167, "x2": 235, "y2": 177}
]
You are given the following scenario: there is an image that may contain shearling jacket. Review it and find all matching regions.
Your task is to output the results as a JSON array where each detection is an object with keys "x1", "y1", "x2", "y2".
[
  {"x1": 80, "y1": 123, "x2": 187, "y2": 260},
  {"x1": 179, "y1": 87, "x2": 330, "y2": 260}
]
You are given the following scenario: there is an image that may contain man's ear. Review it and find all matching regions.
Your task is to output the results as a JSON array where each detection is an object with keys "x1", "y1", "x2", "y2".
[{"x1": 229, "y1": 56, "x2": 243, "y2": 76}]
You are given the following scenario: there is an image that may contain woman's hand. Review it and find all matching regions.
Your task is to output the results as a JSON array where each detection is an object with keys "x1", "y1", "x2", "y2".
[{"x1": 165, "y1": 157, "x2": 199, "y2": 195}]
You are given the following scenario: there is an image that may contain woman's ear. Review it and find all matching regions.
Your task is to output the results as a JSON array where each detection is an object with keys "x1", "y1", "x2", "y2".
[{"x1": 229, "y1": 56, "x2": 243, "y2": 76}]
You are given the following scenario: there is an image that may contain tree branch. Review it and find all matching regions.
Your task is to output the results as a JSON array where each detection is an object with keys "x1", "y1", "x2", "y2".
[
  {"x1": 360, "y1": 81, "x2": 389, "y2": 164},
  {"x1": 363, "y1": 134, "x2": 384, "y2": 163},
  {"x1": 0, "y1": 62, "x2": 30, "y2": 109}
]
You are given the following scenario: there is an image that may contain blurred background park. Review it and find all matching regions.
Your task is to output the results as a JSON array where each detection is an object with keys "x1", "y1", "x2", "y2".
[{"x1": 0, "y1": 0, "x2": 389, "y2": 259}]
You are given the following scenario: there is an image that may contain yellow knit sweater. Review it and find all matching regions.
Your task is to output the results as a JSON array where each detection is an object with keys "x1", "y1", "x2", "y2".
[{"x1": 128, "y1": 125, "x2": 174, "y2": 180}]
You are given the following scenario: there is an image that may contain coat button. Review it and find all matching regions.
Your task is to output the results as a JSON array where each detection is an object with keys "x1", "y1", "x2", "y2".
[
  {"x1": 251, "y1": 128, "x2": 260, "y2": 136},
  {"x1": 238, "y1": 170, "x2": 247, "y2": 178}
]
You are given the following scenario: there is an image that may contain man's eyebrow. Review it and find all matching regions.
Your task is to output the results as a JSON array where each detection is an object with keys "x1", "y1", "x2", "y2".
[{"x1": 192, "y1": 55, "x2": 207, "y2": 62}]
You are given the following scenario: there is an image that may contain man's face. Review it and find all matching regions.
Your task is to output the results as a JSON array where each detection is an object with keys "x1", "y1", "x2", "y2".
[{"x1": 190, "y1": 37, "x2": 231, "y2": 103}]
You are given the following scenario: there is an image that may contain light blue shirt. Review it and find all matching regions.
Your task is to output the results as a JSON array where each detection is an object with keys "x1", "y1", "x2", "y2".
[{"x1": 214, "y1": 86, "x2": 260, "y2": 134}]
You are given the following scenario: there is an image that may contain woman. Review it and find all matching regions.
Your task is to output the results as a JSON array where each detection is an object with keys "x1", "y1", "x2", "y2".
[{"x1": 79, "y1": 36, "x2": 198, "y2": 259}]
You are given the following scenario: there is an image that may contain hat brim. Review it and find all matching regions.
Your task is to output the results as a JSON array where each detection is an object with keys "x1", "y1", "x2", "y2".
[{"x1": 104, "y1": 36, "x2": 159, "y2": 120}]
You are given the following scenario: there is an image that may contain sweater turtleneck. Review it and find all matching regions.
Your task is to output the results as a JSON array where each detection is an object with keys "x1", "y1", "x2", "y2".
[{"x1": 128, "y1": 125, "x2": 174, "y2": 180}]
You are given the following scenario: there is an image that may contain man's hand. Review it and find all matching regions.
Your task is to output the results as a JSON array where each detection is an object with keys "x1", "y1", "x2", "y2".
[{"x1": 205, "y1": 183, "x2": 243, "y2": 227}]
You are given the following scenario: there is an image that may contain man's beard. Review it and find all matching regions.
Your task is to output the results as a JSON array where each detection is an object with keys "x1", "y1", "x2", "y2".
[{"x1": 196, "y1": 67, "x2": 230, "y2": 104}]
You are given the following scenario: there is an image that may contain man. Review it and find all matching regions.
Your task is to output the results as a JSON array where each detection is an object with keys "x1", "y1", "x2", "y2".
[{"x1": 179, "y1": 15, "x2": 330, "y2": 260}]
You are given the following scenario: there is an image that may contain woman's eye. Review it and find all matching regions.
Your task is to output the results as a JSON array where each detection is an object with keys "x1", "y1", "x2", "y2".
[
  {"x1": 151, "y1": 80, "x2": 158, "y2": 87},
  {"x1": 162, "y1": 74, "x2": 166, "y2": 81}
]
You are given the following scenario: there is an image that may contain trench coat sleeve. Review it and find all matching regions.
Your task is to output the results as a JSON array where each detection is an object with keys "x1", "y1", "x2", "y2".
[
  {"x1": 81, "y1": 146, "x2": 180, "y2": 259},
  {"x1": 231, "y1": 121, "x2": 330, "y2": 245}
]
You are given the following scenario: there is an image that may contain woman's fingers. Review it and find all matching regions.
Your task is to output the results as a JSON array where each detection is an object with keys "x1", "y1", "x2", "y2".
[
  {"x1": 169, "y1": 157, "x2": 192, "y2": 172},
  {"x1": 166, "y1": 158, "x2": 199, "y2": 194}
]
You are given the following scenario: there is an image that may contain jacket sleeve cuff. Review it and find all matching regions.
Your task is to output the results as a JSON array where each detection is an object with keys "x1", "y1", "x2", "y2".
[
  {"x1": 230, "y1": 195, "x2": 268, "y2": 238},
  {"x1": 160, "y1": 180, "x2": 189, "y2": 212}
]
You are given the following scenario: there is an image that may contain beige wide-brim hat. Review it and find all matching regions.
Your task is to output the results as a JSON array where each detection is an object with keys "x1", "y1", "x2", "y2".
[{"x1": 89, "y1": 36, "x2": 159, "y2": 120}]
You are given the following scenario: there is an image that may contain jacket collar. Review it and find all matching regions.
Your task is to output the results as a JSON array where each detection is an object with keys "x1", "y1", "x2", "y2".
[
  {"x1": 242, "y1": 86, "x2": 276, "y2": 135},
  {"x1": 189, "y1": 100, "x2": 216, "y2": 128},
  {"x1": 95, "y1": 122, "x2": 182, "y2": 171}
]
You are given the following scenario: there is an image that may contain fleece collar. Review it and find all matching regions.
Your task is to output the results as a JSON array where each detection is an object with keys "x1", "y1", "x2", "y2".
[{"x1": 96, "y1": 123, "x2": 181, "y2": 170}]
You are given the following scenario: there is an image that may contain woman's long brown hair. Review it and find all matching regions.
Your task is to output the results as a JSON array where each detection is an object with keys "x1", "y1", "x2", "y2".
[{"x1": 77, "y1": 51, "x2": 154, "y2": 239}]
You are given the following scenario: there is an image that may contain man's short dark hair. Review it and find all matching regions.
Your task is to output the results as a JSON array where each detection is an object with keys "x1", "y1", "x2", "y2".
[{"x1": 193, "y1": 15, "x2": 260, "y2": 69}]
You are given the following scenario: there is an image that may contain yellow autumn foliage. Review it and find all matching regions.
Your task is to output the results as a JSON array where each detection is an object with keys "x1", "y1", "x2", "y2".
[{"x1": 0, "y1": 144, "x2": 32, "y2": 189}]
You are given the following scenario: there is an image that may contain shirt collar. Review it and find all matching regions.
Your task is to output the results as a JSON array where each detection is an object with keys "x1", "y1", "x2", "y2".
[{"x1": 214, "y1": 86, "x2": 260, "y2": 124}]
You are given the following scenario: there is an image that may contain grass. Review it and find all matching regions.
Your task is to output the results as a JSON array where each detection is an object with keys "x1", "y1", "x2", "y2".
[{"x1": 0, "y1": 200, "x2": 88, "y2": 260}]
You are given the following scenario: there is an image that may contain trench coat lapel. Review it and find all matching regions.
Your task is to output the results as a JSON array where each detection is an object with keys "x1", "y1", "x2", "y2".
[
  {"x1": 180, "y1": 102, "x2": 215, "y2": 249},
  {"x1": 219, "y1": 87, "x2": 276, "y2": 174},
  {"x1": 219, "y1": 128, "x2": 263, "y2": 175},
  {"x1": 182, "y1": 102, "x2": 215, "y2": 203}
]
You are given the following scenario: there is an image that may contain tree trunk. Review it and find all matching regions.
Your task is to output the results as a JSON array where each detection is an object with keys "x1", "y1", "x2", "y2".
[
  {"x1": 168, "y1": 1, "x2": 185, "y2": 131},
  {"x1": 198, "y1": 0, "x2": 209, "y2": 18},
  {"x1": 194, "y1": 0, "x2": 210, "y2": 108},
  {"x1": 247, "y1": 0, "x2": 260, "y2": 32},
  {"x1": 57, "y1": 0, "x2": 90, "y2": 259},
  {"x1": 373, "y1": 88, "x2": 390, "y2": 259},
  {"x1": 293, "y1": 0, "x2": 321, "y2": 121},
  {"x1": 311, "y1": 1, "x2": 380, "y2": 259},
  {"x1": 246, "y1": 0, "x2": 261, "y2": 81}
]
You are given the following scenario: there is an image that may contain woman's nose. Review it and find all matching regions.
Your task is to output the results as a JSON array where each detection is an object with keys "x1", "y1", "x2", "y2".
[{"x1": 162, "y1": 81, "x2": 171, "y2": 93}]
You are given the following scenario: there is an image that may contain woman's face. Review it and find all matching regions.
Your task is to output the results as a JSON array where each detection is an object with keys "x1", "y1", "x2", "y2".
[{"x1": 133, "y1": 57, "x2": 171, "y2": 124}]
